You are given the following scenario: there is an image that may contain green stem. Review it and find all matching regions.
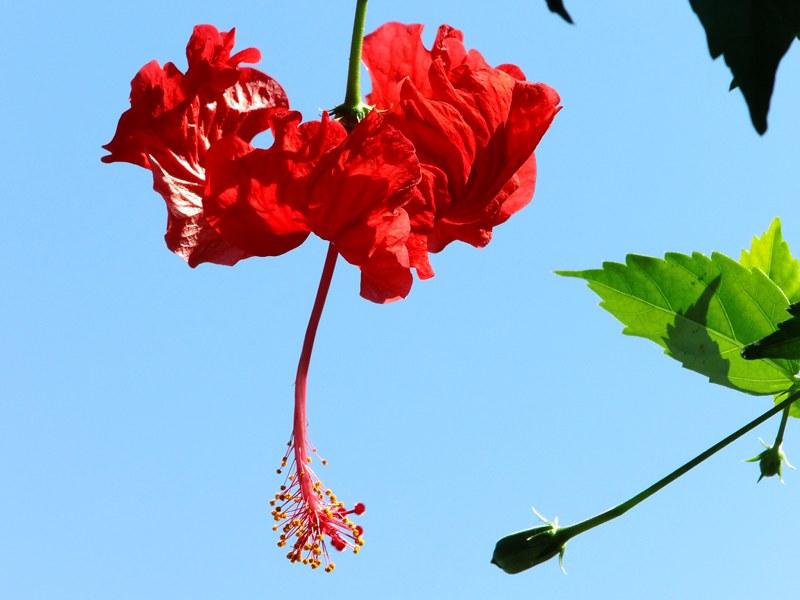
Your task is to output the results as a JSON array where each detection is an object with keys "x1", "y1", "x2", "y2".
[
  {"x1": 333, "y1": 0, "x2": 370, "y2": 130},
  {"x1": 774, "y1": 403, "x2": 791, "y2": 447},
  {"x1": 566, "y1": 391, "x2": 800, "y2": 538},
  {"x1": 344, "y1": 0, "x2": 369, "y2": 112}
]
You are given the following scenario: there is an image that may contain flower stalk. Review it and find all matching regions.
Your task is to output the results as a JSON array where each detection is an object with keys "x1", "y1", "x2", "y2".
[
  {"x1": 775, "y1": 401, "x2": 791, "y2": 446},
  {"x1": 269, "y1": 1, "x2": 379, "y2": 569},
  {"x1": 270, "y1": 243, "x2": 365, "y2": 571},
  {"x1": 493, "y1": 390, "x2": 800, "y2": 574}
]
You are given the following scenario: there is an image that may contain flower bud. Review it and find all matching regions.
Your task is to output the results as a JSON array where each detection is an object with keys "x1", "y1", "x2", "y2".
[
  {"x1": 745, "y1": 440, "x2": 795, "y2": 482},
  {"x1": 491, "y1": 509, "x2": 570, "y2": 574}
]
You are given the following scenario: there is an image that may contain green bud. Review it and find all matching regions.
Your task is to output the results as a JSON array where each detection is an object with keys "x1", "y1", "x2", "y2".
[
  {"x1": 491, "y1": 509, "x2": 571, "y2": 574},
  {"x1": 745, "y1": 439, "x2": 795, "y2": 482}
]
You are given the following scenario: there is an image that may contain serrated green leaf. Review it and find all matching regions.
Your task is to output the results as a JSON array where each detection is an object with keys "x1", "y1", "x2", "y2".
[
  {"x1": 558, "y1": 251, "x2": 799, "y2": 395},
  {"x1": 739, "y1": 218, "x2": 800, "y2": 302},
  {"x1": 689, "y1": 0, "x2": 800, "y2": 134}
]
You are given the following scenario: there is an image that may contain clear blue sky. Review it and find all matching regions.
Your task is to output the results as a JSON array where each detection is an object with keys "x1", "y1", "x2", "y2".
[{"x1": 2, "y1": 1, "x2": 799, "y2": 598}]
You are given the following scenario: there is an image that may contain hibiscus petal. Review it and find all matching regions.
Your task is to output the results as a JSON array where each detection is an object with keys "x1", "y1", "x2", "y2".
[
  {"x1": 203, "y1": 133, "x2": 311, "y2": 257},
  {"x1": 203, "y1": 111, "x2": 347, "y2": 257},
  {"x1": 492, "y1": 153, "x2": 537, "y2": 227},
  {"x1": 304, "y1": 112, "x2": 422, "y2": 302},
  {"x1": 184, "y1": 25, "x2": 263, "y2": 92},
  {"x1": 152, "y1": 155, "x2": 251, "y2": 266},
  {"x1": 306, "y1": 112, "x2": 418, "y2": 233},
  {"x1": 364, "y1": 22, "x2": 561, "y2": 255},
  {"x1": 102, "y1": 61, "x2": 186, "y2": 170},
  {"x1": 102, "y1": 25, "x2": 289, "y2": 266},
  {"x1": 363, "y1": 23, "x2": 435, "y2": 109},
  {"x1": 352, "y1": 209, "x2": 414, "y2": 304}
]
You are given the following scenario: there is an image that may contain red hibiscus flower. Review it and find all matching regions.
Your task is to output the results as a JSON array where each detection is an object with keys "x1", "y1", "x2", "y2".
[
  {"x1": 102, "y1": 25, "x2": 289, "y2": 266},
  {"x1": 363, "y1": 22, "x2": 561, "y2": 265},
  {"x1": 104, "y1": 20, "x2": 561, "y2": 573}
]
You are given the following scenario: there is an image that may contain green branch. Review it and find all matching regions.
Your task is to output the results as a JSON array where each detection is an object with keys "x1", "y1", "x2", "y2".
[{"x1": 492, "y1": 390, "x2": 800, "y2": 574}]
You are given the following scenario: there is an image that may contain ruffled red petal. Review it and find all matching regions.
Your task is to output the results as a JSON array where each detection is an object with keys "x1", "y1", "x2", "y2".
[
  {"x1": 363, "y1": 22, "x2": 561, "y2": 255},
  {"x1": 304, "y1": 112, "x2": 422, "y2": 303},
  {"x1": 203, "y1": 111, "x2": 348, "y2": 257},
  {"x1": 102, "y1": 25, "x2": 289, "y2": 267}
]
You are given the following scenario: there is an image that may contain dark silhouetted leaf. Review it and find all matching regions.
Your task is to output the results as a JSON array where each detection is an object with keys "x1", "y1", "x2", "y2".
[
  {"x1": 742, "y1": 303, "x2": 800, "y2": 359},
  {"x1": 546, "y1": 0, "x2": 574, "y2": 24},
  {"x1": 689, "y1": 0, "x2": 800, "y2": 134}
]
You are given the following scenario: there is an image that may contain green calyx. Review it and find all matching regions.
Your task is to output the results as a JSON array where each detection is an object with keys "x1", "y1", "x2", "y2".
[{"x1": 329, "y1": 101, "x2": 373, "y2": 132}]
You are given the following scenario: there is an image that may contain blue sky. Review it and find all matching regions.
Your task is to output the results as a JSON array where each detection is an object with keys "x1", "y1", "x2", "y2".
[{"x1": 2, "y1": 1, "x2": 799, "y2": 598}]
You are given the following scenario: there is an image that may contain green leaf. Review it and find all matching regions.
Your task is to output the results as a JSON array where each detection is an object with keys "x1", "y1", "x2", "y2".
[
  {"x1": 545, "y1": 0, "x2": 574, "y2": 24},
  {"x1": 739, "y1": 218, "x2": 800, "y2": 302},
  {"x1": 742, "y1": 302, "x2": 800, "y2": 360},
  {"x1": 558, "y1": 251, "x2": 799, "y2": 395},
  {"x1": 689, "y1": 0, "x2": 800, "y2": 134}
]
